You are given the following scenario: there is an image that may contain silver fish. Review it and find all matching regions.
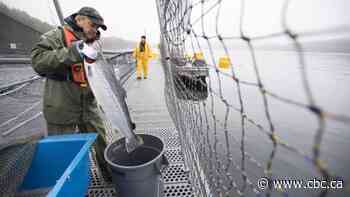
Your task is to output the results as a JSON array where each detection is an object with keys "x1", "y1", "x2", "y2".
[{"x1": 84, "y1": 59, "x2": 143, "y2": 153}]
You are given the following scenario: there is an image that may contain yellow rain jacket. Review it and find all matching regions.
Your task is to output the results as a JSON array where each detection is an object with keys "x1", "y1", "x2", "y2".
[
  {"x1": 133, "y1": 42, "x2": 152, "y2": 61},
  {"x1": 133, "y1": 42, "x2": 152, "y2": 78}
]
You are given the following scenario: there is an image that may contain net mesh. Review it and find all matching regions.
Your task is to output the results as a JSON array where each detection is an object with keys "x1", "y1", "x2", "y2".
[
  {"x1": 108, "y1": 52, "x2": 136, "y2": 85},
  {"x1": 0, "y1": 75, "x2": 44, "y2": 149},
  {"x1": 0, "y1": 142, "x2": 37, "y2": 197},
  {"x1": 156, "y1": 0, "x2": 350, "y2": 196},
  {"x1": 0, "y1": 64, "x2": 44, "y2": 195}
]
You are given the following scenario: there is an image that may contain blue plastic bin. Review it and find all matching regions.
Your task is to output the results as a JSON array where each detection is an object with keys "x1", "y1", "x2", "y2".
[{"x1": 19, "y1": 133, "x2": 97, "y2": 197}]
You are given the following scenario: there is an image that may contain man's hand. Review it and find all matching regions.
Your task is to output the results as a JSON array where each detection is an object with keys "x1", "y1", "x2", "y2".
[{"x1": 74, "y1": 41, "x2": 98, "y2": 63}]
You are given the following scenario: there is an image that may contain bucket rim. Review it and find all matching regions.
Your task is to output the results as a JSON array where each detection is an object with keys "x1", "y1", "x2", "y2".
[{"x1": 104, "y1": 134, "x2": 165, "y2": 169}]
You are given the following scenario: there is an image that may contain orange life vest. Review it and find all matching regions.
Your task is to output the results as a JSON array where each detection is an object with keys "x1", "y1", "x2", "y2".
[{"x1": 63, "y1": 27, "x2": 88, "y2": 87}]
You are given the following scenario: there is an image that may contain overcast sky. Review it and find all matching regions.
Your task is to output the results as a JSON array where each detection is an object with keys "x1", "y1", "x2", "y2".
[
  {"x1": 1, "y1": 0, "x2": 160, "y2": 43},
  {"x1": 2, "y1": 0, "x2": 350, "y2": 44}
]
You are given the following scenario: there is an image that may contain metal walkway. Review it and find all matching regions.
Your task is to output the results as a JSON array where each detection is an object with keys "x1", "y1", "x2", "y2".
[{"x1": 87, "y1": 59, "x2": 194, "y2": 197}]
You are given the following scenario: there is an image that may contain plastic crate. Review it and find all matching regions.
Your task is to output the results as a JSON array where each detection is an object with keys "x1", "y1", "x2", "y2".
[{"x1": 18, "y1": 133, "x2": 97, "y2": 197}]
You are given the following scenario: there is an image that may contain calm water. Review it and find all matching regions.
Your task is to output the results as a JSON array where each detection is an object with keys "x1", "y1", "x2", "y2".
[{"x1": 192, "y1": 50, "x2": 350, "y2": 197}]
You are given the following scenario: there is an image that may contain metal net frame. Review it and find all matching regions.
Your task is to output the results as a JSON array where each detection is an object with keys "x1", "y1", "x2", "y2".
[{"x1": 156, "y1": 0, "x2": 350, "y2": 197}]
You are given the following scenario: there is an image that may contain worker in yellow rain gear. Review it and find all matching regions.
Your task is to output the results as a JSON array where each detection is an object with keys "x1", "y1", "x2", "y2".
[{"x1": 133, "y1": 35, "x2": 152, "y2": 80}]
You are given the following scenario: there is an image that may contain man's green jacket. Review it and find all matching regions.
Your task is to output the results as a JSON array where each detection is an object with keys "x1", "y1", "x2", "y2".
[{"x1": 31, "y1": 25, "x2": 98, "y2": 125}]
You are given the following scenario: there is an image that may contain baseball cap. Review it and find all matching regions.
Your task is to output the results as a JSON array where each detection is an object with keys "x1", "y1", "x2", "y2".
[{"x1": 76, "y1": 7, "x2": 107, "y2": 31}]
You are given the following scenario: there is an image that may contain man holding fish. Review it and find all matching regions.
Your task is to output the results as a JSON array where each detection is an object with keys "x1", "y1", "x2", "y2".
[{"x1": 31, "y1": 7, "x2": 113, "y2": 181}]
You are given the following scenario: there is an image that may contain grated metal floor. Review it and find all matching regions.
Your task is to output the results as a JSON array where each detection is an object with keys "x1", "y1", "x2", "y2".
[
  {"x1": 87, "y1": 62, "x2": 195, "y2": 196},
  {"x1": 87, "y1": 128, "x2": 194, "y2": 197}
]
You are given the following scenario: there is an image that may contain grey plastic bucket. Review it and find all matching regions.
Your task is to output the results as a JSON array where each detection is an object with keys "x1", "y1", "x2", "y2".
[{"x1": 104, "y1": 134, "x2": 169, "y2": 197}]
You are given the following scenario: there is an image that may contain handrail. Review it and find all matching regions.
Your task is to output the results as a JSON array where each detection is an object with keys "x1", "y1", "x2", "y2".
[
  {"x1": 108, "y1": 51, "x2": 133, "y2": 60},
  {"x1": 0, "y1": 50, "x2": 135, "y2": 94},
  {"x1": 0, "y1": 51, "x2": 132, "y2": 64},
  {"x1": 103, "y1": 49, "x2": 133, "y2": 55},
  {"x1": 0, "y1": 76, "x2": 41, "y2": 92},
  {"x1": 0, "y1": 57, "x2": 31, "y2": 64}
]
